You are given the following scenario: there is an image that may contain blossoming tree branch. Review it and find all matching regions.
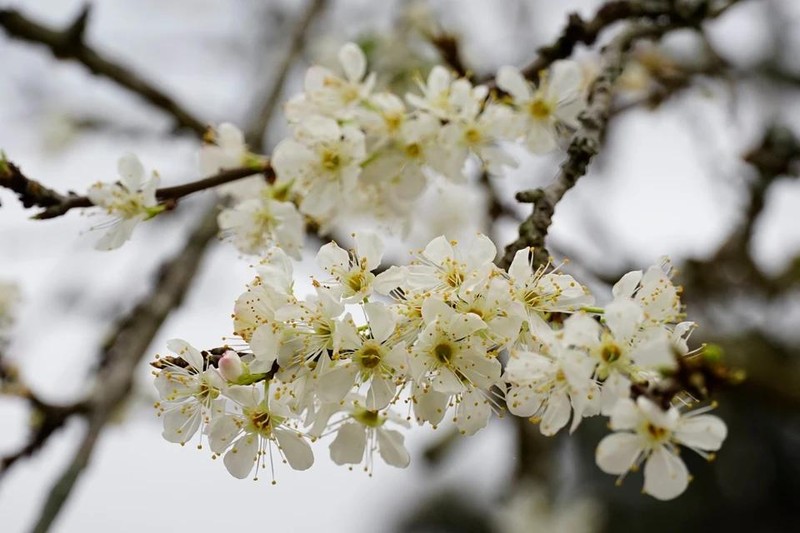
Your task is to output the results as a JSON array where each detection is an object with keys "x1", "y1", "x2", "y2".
[{"x1": 0, "y1": 0, "x2": 764, "y2": 525}]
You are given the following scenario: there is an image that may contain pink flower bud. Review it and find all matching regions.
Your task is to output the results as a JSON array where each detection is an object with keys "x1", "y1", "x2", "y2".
[{"x1": 219, "y1": 350, "x2": 244, "y2": 382}]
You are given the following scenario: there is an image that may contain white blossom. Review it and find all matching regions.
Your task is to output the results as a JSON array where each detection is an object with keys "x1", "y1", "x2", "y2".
[
  {"x1": 285, "y1": 42, "x2": 376, "y2": 122},
  {"x1": 315, "y1": 232, "x2": 384, "y2": 303},
  {"x1": 272, "y1": 115, "x2": 366, "y2": 221},
  {"x1": 596, "y1": 397, "x2": 727, "y2": 500},
  {"x1": 208, "y1": 382, "x2": 314, "y2": 479},
  {"x1": 314, "y1": 396, "x2": 411, "y2": 470},
  {"x1": 496, "y1": 61, "x2": 585, "y2": 153},
  {"x1": 406, "y1": 66, "x2": 487, "y2": 122},
  {"x1": 154, "y1": 339, "x2": 226, "y2": 445},
  {"x1": 218, "y1": 189, "x2": 304, "y2": 259},
  {"x1": 87, "y1": 154, "x2": 161, "y2": 250}
]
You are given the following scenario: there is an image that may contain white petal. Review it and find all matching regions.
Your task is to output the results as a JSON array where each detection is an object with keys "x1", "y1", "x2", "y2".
[
  {"x1": 604, "y1": 299, "x2": 643, "y2": 341},
  {"x1": 166, "y1": 339, "x2": 204, "y2": 371},
  {"x1": 329, "y1": 422, "x2": 366, "y2": 465},
  {"x1": 316, "y1": 241, "x2": 349, "y2": 275},
  {"x1": 274, "y1": 428, "x2": 314, "y2": 471},
  {"x1": 674, "y1": 414, "x2": 727, "y2": 451},
  {"x1": 208, "y1": 415, "x2": 241, "y2": 454},
  {"x1": 316, "y1": 365, "x2": 357, "y2": 403},
  {"x1": 546, "y1": 60, "x2": 583, "y2": 103},
  {"x1": 643, "y1": 446, "x2": 689, "y2": 500},
  {"x1": 223, "y1": 434, "x2": 258, "y2": 479},
  {"x1": 339, "y1": 42, "x2": 367, "y2": 82},
  {"x1": 217, "y1": 122, "x2": 245, "y2": 150},
  {"x1": 413, "y1": 384, "x2": 450, "y2": 426},
  {"x1": 422, "y1": 235, "x2": 453, "y2": 264},
  {"x1": 161, "y1": 407, "x2": 200, "y2": 444},
  {"x1": 117, "y1": 153, "x2": 144, "y2": 190},
  {"x1": 455, "y1": 389, "x2": 491, "y2": 436},
  {"x1": 629, "y1": 329, "x2": 676, "y2": 370},
  {"x1": 496, "y1": 65, "x2": 531, "y2": 103},
  {"x1": 95, "y1": 218, "x2": 139, "y2": 251},
  {"x1": 595, "y1": 432, "x2": 643, "y2": 475},
  {"x1": 612, "y1": 270, "x2": 643, "y2": 300},
  {"x1": 508, "y1": 248, "x2": 532, "y2": 284},
  {"x1": 249, "y1": 325, "x2": 280, "y2": 372},
  {"x1": 463, "y1": 233, "x2": 497, "y2": 268},
  {"x1": 355, "y1": 232, "x2": 384, "y2": 269},
  {"x1": 377, "y1": 428, "x2": 410, "y2": 468},
  {"x1": 608, "y1": 397, "x2": 640, "y2": 431},
  {"x1": 367, "y1": 375, "x2": 396, "y2": 410},
  {"x1": 540, "y1": 390, "x2": 571, "y2": 436},
  {"x1": 364, "y1": 302, "x2": 395, "y2": 344}
]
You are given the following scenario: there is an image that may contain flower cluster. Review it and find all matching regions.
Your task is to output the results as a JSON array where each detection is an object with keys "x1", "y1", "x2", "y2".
[
  {"x1": 152, "y1": 233, "x2": 727, "y2": 499},
  {"x1": 85, "y1": 43, "x2": 586, "y2": 255},
  {"x1": 198, "y1": 42, "x2": 586, "y2": 256}
]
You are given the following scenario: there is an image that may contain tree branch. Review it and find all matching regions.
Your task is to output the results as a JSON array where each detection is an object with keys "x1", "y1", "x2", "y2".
[
  {"x1": 246, "y1": 0, "x2": 328, "y2": 149},
  {"x1": 0, "y1": 6, "x2": 208, "y2": 136},
  {"x1": 484, "y1": 0, "x2": 747, "y2": 88},
  {"x1": 498, "y1": 24, "x2": 657, "y2": 270},
  {"x1": 30, "y1": 206, "x2": 220, "y2": 533},
  {"x1": 0, "y1": 159, "x2": 274, "y2": 219}
]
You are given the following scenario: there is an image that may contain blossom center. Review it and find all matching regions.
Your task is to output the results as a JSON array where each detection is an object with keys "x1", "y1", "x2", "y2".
[
  {"x1": 434, "y1": 343, "x2": 454, "y2": 364},
  {"x1": 322, "y1": 150, "x2": 341, "y2": 171},
  {"x1": 405, "y1": 143, "x2": 421, "y2": 158},
  {"x1": 353, "y1": 407, "x2": 384, "y2": 428},
  {"x1": 643, "y1": 422, "x2": 670, "y2": 444},
  {"x1": 528, "y1": 98, "x2": 553, "y2": 120},
  {"x1": 246, "y1": 407, "x2": 273, "y2": 436},
  {"x1": 601, "y1": 343, "x2": 622, "y2": 363},
  {"x1": 358, "y1": 345, "x2": 382, "y2": 369},
  {"x1": 464, "y1": 127, "x2": 482, "y2": 144}
]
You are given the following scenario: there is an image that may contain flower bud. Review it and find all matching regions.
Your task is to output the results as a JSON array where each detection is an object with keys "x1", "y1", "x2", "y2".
[{"x1": 218, "y1": 350, "x2": 244, "y2": 382}]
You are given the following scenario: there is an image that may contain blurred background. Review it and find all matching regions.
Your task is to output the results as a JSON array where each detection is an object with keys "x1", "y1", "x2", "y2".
[{"x1": 0, "y1": 0, "x2": 799, "y2": 531}]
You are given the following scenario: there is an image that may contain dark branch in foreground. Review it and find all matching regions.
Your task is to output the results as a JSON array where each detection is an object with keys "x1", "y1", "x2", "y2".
[
  {"x1": 0, "y1": 6, "x2": 207, "y2": 136},
  {"x1": 0, "y1": 160, "x2": 274, "y2": 219}
]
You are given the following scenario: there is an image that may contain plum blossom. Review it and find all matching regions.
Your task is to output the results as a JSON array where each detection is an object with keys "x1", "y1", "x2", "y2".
[
  {"x1": 153, "y1": 339, "x2": 226, "y2": 445},
  {"x1": 272, "y1": 115, "x2": 366, "y2": 221},
  {"x1": 208, "y1": 382, "x2": 313, "y2": 479},
  {"x1": 596, "y1": 397, "x2": 727, "y2": 500},
  {"x1": 218, "y1": 187, "x2": 304, "y2": 259},
  {"x1": 87, "y1": 154, "x2": 162, "y2": 250},
  {"x1": 496, "y1": 60, "x2": 585, "y2": 153}
]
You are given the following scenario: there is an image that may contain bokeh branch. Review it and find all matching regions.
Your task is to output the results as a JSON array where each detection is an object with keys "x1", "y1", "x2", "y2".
[
  {"x1": 21, "y1": 2, "x2": 329, "y2": 530},
  {"x1": 31, "y1": 207, "x2": 220, "y2": 533},
  {"x1": 0, "y1": 6, "x2": 208, "y2": 136}
]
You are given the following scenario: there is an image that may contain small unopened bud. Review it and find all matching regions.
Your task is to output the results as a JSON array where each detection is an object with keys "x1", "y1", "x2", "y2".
[{"x1": 219, "y1": 350, "x2": 244, "y2": 382}]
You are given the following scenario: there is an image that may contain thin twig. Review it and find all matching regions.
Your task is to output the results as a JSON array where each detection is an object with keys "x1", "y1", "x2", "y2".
[
  {"x1": 499, "y1": 23, "x2": 661, "y2": 270},
  {"x1": 484, "y1": 0, "x2": 747, "y2": 89},
  {"x1": 246, "y1": 0, "x2": 328, "y2": 149},
  {"x1": 0, "y1": 6, "x2": 207, "y2": 136},
  {"x1": 0, "y1": 160, "x2": 274, "y2": 219}
]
